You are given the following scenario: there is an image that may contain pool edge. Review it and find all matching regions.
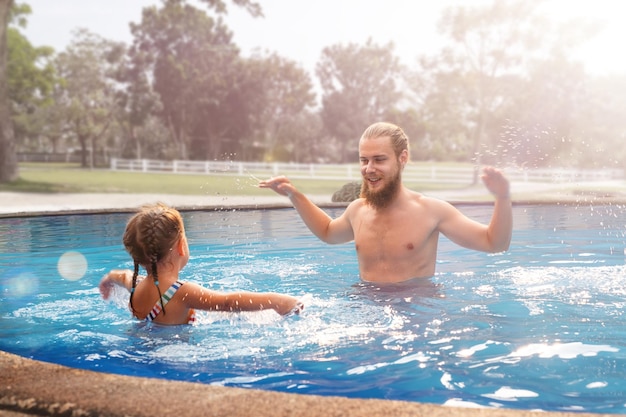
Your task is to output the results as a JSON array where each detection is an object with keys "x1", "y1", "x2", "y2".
[
  {"x1": 0, "y1": 350, "x2": 611, "y2": 417},
  {"x1": 2, "y1": 198, "x2": 618, "y2": 220}
]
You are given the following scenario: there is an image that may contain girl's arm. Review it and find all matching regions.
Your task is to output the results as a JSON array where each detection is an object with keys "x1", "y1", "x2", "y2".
[
  {"x1": 99, "y1": 269, "x2": 142, "y2": 299},
  {"x1": 181, "y1": 283, "x2": 303, "y2": 316}
]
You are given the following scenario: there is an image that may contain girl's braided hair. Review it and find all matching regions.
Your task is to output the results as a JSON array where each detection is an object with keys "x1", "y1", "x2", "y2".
[{"x1": 122, "y1": 203, "x2": 184, "y2": 316}]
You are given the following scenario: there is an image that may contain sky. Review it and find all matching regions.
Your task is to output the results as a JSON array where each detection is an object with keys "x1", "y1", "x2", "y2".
[{"x1": 20, "y1": 0, "x2": 626, "y2": 77}]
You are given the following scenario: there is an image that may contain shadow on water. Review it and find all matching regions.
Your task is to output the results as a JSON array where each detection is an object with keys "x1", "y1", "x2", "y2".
[{"x1": 350, "y1": 277, "x2": 444, "y2": 305}]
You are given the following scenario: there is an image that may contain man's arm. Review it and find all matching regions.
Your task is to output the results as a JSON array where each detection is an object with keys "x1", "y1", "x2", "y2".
[
  {"x1": 437, "y1": 167, "x2": 512, "y2": 253},
  {"x1": 259, "y1": 176, "x2": 354, "y2": 244},
  {"x1": 481, "y1": 166, "x2": 513, "y2": 251}
]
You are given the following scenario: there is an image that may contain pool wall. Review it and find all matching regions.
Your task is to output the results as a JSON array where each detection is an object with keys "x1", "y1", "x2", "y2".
[{"x1": 0, "y1": 350, "x2": 611, "y2": 417}]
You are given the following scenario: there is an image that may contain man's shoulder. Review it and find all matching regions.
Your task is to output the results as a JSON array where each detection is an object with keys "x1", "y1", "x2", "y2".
[
  {"x1": 346, "y1": 197, "x2": 366, "y2": 211},
  {"x1": 404, "y1": 189, "x2": 431, "y2": 204},
  {"x1": 404, "y1": 189, "x2": 452, "y2": 210}
]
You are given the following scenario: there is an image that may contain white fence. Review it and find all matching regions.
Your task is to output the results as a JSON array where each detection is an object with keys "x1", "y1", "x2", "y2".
[{"x1": 110, "y1": 158, "x2": 624, "y2": 185}]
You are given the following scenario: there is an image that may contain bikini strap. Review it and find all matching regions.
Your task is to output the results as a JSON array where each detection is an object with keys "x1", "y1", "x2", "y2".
[{"x1": 145, "y1": 281, "x2": 183, "y2": 322}]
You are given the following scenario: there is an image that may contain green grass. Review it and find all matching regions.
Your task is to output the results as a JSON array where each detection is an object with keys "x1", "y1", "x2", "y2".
[
  {"x1": 0, "y1": 163, "x2": 356, "y2": 195},
  {"x1": 0, "y1": 162, "x2": 471, "y2": 196},
  {"x1": 4, "y1": 163, "x2": 624, "y2": 204}
]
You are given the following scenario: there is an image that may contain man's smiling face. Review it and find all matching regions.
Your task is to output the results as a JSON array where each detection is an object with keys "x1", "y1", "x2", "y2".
[{"x1": 359, "y1": 135, "x2": 405, "y2": 209}]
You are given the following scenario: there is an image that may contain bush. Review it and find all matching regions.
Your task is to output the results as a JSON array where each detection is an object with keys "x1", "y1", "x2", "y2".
[{"x1": 332, "y1": 181, "x2": 361, "y2": 202}]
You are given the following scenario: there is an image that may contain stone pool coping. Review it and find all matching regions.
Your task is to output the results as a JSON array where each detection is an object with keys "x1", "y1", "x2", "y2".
[
  {"x1": 1, "y1": 185, "x2": 625, "y2": 416},
  {"x1": 0, "y1": 181, "x2": 626, "y2": 219},
  {"x1": 2, "y1": 179, "x2": 626, "y2": 218},
  {"x1": 0, "y1": 350, "x2": 612, "y2": 417}
]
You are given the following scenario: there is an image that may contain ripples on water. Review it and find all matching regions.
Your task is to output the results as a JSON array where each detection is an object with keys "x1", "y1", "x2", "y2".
[{"x1": 1, "y1": 204, "x2": 626, "y2": 413}]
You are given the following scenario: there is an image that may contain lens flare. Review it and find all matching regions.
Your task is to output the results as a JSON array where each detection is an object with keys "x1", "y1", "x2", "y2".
[
  {"x1": 0, "y1": 268, "x2": 39, "y2": 299},
  {"x1": 57, "y1": 251, "x2": 88, "y2": 281}
]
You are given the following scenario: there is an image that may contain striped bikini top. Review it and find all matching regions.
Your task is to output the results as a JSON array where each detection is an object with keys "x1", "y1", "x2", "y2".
[{"x1": 145, "y1": 280, "x2": 196, "y2": 324}]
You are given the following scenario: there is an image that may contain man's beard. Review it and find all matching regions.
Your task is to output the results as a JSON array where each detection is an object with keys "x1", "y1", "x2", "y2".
[{"x1": 361, "y1": 170, "x2": 401, "y2": 210}]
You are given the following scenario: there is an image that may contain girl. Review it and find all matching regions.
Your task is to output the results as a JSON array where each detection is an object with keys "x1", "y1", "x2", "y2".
[{"x1": 99, "y1": 203, "x2": 303, "y2": 325}]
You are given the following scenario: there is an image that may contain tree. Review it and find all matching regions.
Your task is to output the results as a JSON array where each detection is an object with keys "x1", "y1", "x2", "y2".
[
  {"x1": 243, "y1": 52, "x2": 316, "y2": 161},
  {"x1": 19, "y1": 83, "x2": 66, "y2": 153},
  {"x1": 0, "y1": 0, "x2": 17, "y2": 182},
  {"x1": 413, "y1": 0, "x2": 600, "y2": 175},
  {"x1": 280, "y1": 110, "x2": 323, "y2": 163},
  {"x1": 197, "y1": 0, "x2": 262, "y2": 17},
  {"x1": 129, "y1": 0, "x2": 242, "y2": 160},
  {"x1": 569, "y1": 74, "x2": 626, "y2": 169},
  {"x1": 497, "y1": 55, "x2": 588, "y2": 168},
  {"x1": 317, "y1": 39, "x2": 403, "y2": 162},
  {"x1": 112, "y1": 39, "x2": 163, "y2": 159},
  {"x1": 7, "y1": 8, "x2": 55, "y2": 151},
  {"x1": 435, "y1": 0, "x2": 547, "y2": 173},
  {"x1": 55, "y1": 29, "x2": 124, "y2": 168},
  {"x1": 406, "y1": 63, "x2": 476, "y2": 161},
  {"x1": 7, "y1": 13, "x2": 53, "y2": 115}
]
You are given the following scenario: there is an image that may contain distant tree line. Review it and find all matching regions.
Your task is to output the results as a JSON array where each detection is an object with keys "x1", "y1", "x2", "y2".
[{"x1": 2, "y1": 0, "x2": 625, "y2": 183}]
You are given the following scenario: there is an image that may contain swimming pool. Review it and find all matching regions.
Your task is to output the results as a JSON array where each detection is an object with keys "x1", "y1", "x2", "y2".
[{"x1": 1, "y1": 204, "x2": 625, "y2": 414}]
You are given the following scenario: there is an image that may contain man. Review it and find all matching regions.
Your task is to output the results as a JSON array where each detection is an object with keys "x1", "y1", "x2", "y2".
[{"x1": 259, "y1": 122, "x2": 513, "y2": 283}]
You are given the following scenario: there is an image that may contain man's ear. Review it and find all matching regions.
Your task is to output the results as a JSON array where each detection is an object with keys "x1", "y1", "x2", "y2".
[{"x1": 399, "y1": 149, "x2": 409, "y2": 167}]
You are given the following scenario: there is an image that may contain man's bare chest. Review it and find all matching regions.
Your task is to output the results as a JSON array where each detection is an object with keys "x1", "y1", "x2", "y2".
[{"x1": 353, "y1": 212, "x2": 436, "y2": 253}]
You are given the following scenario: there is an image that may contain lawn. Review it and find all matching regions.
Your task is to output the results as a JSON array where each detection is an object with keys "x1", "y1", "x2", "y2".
[
  {"x1": 0, "y1": 162, "x2": 472, "y2": 197},
  {"x1": 0, "y1": 163, "x2": 354, "y2": 195},
  {"x1": 3, "y1": 162, "x2": 625, "y2": 204}
]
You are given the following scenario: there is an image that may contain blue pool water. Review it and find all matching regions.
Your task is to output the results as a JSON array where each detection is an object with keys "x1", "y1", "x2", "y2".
[{"x1": 1, "y1": 204, "x2": 626, "y2": 413}]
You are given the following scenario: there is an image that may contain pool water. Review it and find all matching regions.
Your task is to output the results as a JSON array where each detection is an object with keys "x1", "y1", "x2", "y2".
[{"x1": 1, "y1": 204, "x2": 626, "y2": 413}]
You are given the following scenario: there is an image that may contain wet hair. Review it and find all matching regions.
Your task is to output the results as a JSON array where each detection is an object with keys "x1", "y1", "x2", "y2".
[
  {"x1": 360, "y1": 122, "x2": 409, "y2": 159},
  {"x1": 122, "y1": 203, "x2": 184, "y2": 316}
]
